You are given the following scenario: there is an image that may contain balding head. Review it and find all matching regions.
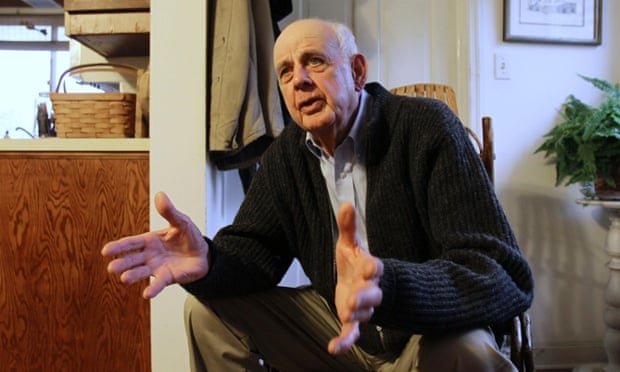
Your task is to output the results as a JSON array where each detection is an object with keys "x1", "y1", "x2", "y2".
[{"x1": 272, "y1": 19, "x2": 367, "y2": 154}]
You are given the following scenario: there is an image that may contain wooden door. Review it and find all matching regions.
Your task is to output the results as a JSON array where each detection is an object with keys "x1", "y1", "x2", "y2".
[{"x1": 0, "y1": 151, "x2": 150, "y2": 371}]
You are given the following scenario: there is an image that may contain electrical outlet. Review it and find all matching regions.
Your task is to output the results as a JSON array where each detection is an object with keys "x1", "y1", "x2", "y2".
[{"x1": 494, "y1": 53, "x2": 510, "y2": 80}]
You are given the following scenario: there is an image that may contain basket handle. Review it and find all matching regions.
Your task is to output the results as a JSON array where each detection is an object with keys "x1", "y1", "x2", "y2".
[{"x1": 55, "y1": 63, "x2": 140, "y2": 93}]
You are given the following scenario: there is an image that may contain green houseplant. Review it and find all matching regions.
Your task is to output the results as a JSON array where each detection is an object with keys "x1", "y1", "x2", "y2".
[{"x1": 535, "y1": 75, "x2": 620, "y2": 198}]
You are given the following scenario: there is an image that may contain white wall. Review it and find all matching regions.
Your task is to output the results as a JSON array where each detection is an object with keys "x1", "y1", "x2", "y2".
[
  {"x1": 149, "y1": 0, "x2": 620, "y2": 370},
  {"x1": 353, "y1": 0, "x2": 475, "y2": 127},
  {"x1": 150, "y1": 2, "x2": 206, "y2": 372},
  {"x1": 478, "y1": 0, "x2": 619, "y2": 368},
  {"x1": 353, "y1": 1, "x2": 619, "y2": 367}
]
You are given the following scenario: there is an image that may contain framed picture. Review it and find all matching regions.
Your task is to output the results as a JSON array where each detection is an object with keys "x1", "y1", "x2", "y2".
[{"x1": 503, "y1": 0, "x2": 602, "y2": 45}]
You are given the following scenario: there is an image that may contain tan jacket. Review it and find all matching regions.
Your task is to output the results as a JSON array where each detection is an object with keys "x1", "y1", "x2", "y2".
[{"x1": 208, "y1": 0, "x2": 285, "y2": 169}]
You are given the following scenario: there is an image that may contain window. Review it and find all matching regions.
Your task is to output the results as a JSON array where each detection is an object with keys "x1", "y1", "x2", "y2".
[{"x1": 0, "y1": 12, "x2": 69, "y2": 138}]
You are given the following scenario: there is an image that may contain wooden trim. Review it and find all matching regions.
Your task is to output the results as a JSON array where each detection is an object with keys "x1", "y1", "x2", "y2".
[
  {"x1": 65, "y1": 11, "x2": 149, "y2": 34},
  {"x1": 64, "y1": 0, "x2": 149, "y2": 12},
  {"x1": 0, "y1": 150, "x2": 148, "y2": 159}
]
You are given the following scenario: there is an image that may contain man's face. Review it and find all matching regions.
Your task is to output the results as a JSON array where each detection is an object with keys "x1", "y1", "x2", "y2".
[{"x1": 273, "y1": 20, "x2": 361, "y2": 141}]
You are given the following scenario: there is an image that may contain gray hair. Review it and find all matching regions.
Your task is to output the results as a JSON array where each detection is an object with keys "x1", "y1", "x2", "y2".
[{"x1": 327, "y1": 21, "x2": 359, "y2": 59}]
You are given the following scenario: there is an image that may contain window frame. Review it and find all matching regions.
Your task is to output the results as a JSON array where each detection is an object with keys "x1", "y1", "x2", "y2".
[{"x1": 0, "y1": 11, "x2": 69, "y2": 92}]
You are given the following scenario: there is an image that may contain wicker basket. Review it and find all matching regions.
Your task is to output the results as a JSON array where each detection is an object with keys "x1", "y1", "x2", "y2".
[{"x1": 51, "y1": 63, "x2": 139, "y2": 138}]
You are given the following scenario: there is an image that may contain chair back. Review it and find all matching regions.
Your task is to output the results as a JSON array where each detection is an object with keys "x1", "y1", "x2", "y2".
[
  {"x1": 389, "y1": 83, "x2": 494, "y2": 183},
  {"x1": 390, "y1": 83, "x2": 460, "y2": 116},
  {"x1": 389, "y1": 83, "x2": 532, "y2": 371}
]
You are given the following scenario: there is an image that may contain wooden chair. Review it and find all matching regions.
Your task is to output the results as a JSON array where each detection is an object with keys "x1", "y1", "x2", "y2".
[{"x1": 390, "y1": 83, "x2": 534, "y2": 372}]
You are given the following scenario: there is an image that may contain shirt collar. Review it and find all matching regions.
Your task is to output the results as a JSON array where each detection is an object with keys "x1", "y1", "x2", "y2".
[{"x1": 305, "y1": 89, "x2": 370, "y2": 159}]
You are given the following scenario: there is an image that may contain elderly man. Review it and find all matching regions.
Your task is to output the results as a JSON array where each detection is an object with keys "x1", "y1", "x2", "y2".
[{"x1": 103, "y1": 18, "x2": 533, "y2": 371}]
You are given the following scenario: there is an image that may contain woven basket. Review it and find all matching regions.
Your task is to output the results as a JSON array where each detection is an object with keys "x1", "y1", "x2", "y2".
[{"x1": 51, "y1": 63, "x2": 139, "y2": 138}]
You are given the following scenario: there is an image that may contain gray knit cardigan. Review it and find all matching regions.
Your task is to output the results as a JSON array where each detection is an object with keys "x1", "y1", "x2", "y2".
[{"x1": 185, "y1": 82, "x2": 534, "y2": 354}]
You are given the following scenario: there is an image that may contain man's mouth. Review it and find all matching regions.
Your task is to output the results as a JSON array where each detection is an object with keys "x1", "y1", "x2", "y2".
[{"x1": 299, "y1": 97, "x2": 322, "y2": 113}]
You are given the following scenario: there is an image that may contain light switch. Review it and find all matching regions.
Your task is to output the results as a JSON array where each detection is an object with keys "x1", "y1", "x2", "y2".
[{"x1": 494, "y1": 53, "x2": 511, "y2": 80}]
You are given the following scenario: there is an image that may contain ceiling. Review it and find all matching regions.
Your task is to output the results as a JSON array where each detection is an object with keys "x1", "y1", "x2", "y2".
[{"x1": 0, "y1": 0, "x2": 63, "y2": 7}]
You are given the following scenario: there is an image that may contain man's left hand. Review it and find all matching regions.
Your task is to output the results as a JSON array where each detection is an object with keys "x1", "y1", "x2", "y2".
[{"x1": 328, "y1": 202, "x2": 384, "y2": 354}]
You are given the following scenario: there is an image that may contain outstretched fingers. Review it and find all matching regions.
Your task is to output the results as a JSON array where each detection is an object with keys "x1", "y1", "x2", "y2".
[
  {"x1": 100, "y1": 192, "x2": 210, "y2": 301},
  {"x1": 119, "y1": 264, "x2": 152, "y2": 285},
  {"x1": 142, "y1": 268, "x2": 174, "y2": 299},
  {"x1": 336, "y1": 202, "x2": 358, "y2": 249},
  {"x1": 155, "y1": 191, "x2": 187, "y2": 229},
  {"x1": 349, "y1": 285, "x2": 383, "y2": 322},
  {"x1": 106, "y1": 249, "x2": 147, "y2": 274},
  {"x1": 102, "y1": 234, "x2": 160, "y2": 285},
  {"x1": 328, "y1": 321, "x2": 360, "y2": 354},
  {"x1": 101, "y1": 233, "x2": 148, "y2": 257}
]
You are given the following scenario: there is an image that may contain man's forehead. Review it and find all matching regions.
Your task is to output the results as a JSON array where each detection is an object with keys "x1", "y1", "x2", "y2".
[{"x1": 274, "y1": 31, "x2": 338, "y2": 60}]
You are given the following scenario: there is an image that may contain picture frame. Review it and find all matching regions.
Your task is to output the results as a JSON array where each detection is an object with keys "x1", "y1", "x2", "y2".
[{"x1": 503, "y1": 0, "x2": 602, "y2": 45}]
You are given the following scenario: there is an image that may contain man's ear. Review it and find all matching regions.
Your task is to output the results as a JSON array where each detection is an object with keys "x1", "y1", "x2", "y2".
[{"x1": 351, "y1": 53, "x2": 368, "y2": 91}]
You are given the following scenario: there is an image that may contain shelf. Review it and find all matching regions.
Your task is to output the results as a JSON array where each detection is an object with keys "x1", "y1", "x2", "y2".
[
  {"x1": 63, "y1": 0, "x2": 149, "y2": 12},
  {"x1": 64, "y1": 11, "x2": 149, "y2": 57},
  {"x1": 0, "y1": 138, "x2": 149, "y2": 152}
]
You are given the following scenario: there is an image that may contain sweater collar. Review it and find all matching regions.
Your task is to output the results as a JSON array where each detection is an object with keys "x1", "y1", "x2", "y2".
[{"x1": 305, "y1": 89, "x2": 371, "y2": 159}]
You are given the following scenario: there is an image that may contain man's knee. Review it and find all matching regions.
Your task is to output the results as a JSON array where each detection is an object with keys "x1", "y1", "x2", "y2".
[
  {"x1": 184, "y1": 294, "x2": 211, "y2": 330},
  {"x1": 418, "y1": 329, "x2": 516, "y2": 372}
]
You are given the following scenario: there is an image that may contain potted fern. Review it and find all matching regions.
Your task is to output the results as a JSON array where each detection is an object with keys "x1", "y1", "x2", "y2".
[{"x1": 535, "y1": 75, "x2": 620, "y2": 199}]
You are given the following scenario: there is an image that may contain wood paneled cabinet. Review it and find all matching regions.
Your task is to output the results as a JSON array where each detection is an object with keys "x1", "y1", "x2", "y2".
[{"x1": 0, "y1": 151, "x2": 150, "y2": 371}]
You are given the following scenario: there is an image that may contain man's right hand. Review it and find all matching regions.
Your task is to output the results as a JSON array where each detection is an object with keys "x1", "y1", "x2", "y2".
[{"x1": 101, "y1": 191, "x2": 210, "y2": 299}]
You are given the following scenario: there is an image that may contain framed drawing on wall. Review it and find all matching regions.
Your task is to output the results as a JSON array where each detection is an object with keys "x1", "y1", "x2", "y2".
[{"x1": 503, "y1": 0, "x2": 602, "y2": 45}]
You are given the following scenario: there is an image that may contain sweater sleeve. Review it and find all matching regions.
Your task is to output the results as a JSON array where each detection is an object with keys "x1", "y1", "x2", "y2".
[
  {"x1": 366, "y1": 93, "x2": 534, "y2": 335},
  {"x1": 182, "y1": 148, "x2": 296, "y2": 300}
]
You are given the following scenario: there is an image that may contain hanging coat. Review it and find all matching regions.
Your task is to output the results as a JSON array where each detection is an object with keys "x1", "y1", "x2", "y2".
[{"x1": 208, "y1": 0, "x2": 285, "y2": 170}]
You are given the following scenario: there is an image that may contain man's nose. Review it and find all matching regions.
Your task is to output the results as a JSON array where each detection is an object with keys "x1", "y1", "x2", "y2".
[{"x1": 293, "y1": 66, "x2": 311, "y2": 87}]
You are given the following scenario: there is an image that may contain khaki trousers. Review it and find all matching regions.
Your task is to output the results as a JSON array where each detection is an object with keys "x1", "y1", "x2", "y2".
[{"x1": 184, "y1": 286, "x2": 517, "y2": 372}]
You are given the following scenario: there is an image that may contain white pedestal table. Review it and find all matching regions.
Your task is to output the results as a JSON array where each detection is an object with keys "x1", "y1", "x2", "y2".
[{"x1": 575, "y1": 199, "x2": 620, "y2": 372}]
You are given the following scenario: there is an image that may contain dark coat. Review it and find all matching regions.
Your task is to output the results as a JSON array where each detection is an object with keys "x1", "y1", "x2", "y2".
[{"x1": 185, "y1": 82, "x2": 534, "y2": 354}]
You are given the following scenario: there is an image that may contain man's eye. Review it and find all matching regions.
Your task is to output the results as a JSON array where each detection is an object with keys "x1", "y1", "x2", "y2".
[
  {"x1": 279, "y1": 67, "x2": 291, "y2": 77},
  {"x1": 279, "y1": 68, "x2": 293, "y2": 82},
  {"x1": 309, "y1": 57, "x2": 323, "y2": 65}
]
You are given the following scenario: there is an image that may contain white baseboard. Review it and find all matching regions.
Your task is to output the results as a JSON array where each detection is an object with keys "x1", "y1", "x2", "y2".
[{"x1": 534, "y1": 341, "x2": 607, "y2": 370}]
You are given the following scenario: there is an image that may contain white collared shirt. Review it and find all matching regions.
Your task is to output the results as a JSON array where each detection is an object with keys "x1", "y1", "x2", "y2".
[{"x1": 305, "y1": 90, "x2": 371, "y2": 252}]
